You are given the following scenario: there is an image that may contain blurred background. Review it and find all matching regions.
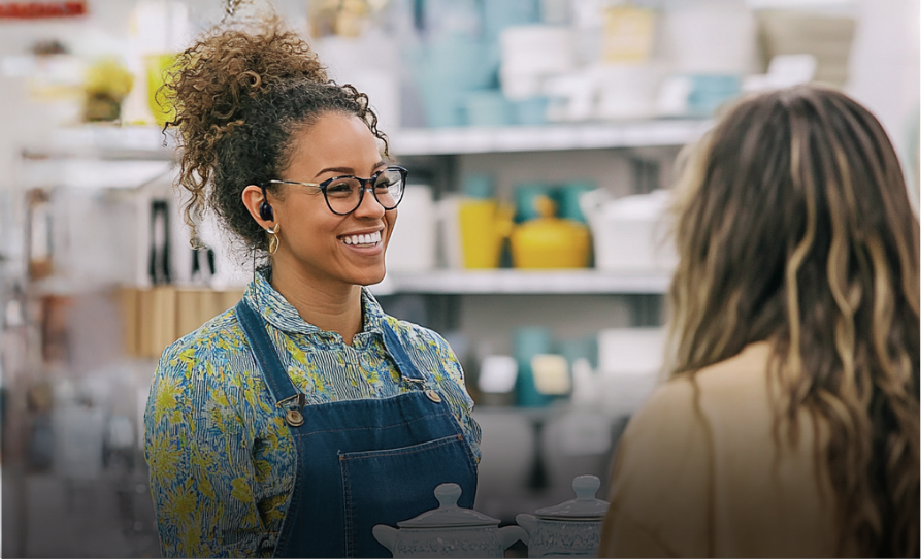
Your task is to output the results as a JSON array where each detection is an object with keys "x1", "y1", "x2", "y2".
[{"x1": 0, "y1": 0, "x2": 917, "y2": 556}]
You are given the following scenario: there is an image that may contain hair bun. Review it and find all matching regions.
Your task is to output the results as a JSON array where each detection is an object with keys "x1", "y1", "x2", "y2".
[{"x1": 165, "y1": 14, "x2": 327, "y2": 150}]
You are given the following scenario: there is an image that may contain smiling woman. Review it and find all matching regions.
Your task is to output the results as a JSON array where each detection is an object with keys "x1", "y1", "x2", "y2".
[{"x1": 143, "y1": 15, "x2": 481, "y2": 559}]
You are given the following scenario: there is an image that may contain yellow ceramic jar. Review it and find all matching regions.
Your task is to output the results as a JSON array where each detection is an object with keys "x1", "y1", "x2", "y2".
[{"x1": 511, "y1": 195, "x2": 591, "y2": 268}]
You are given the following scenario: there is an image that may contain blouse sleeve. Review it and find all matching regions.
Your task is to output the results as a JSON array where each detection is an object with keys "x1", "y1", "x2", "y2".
[
  {"x1": 144, "y1": 340, "x2": 267, "y2": 558},
  {"x1": 598, "y1": 378, "x2": 714, "y2": 558}
]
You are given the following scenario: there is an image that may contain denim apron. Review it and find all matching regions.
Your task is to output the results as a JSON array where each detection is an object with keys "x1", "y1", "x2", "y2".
[{"x1": 235, "y1": 301, "x2": 478, "y2": 558}]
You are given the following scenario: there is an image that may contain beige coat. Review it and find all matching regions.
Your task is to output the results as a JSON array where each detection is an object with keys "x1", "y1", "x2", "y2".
[{"x1": 599, "y1": 343, "x2": 853, "y2": 557}]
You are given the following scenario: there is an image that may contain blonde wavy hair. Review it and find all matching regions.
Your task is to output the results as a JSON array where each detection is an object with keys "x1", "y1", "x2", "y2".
[{"x1": 667, "y1": 86, "x2": 919, "y2": 557}]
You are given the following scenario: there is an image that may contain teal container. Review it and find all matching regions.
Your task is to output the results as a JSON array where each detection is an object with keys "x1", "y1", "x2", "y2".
[
  {"x1": 514, "y1": 327, "x2": 554, "y2": 407},
  {"x1": 687, "y1": 74, "x2": 743, "y2": 116},
  {"x1": 464, "y1": 90, "x2": 512, "y2": 127},
  {"x1": 463, "y1": 174, "x2": 495, "y2": 199},
  {"x1": 514, "y1": 183, "x2": 553, "y2": 223},
  {"x1": 408, "y1": 37, "x2": 500, "y2": 128},
  {"x1": 513, "y1": 97, "x2": 549, "y2": 126},
  {"x1": 555, "y1": 181, "x2": 596, "y2": 223}
]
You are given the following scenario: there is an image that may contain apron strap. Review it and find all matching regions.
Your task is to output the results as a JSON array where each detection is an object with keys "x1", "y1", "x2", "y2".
[
  {"x1": 382, "y1": 320, "x2": 427, "y2": 384},
  {"x1": 235, "y1": 300, "x2": 300, "y2": 407}
]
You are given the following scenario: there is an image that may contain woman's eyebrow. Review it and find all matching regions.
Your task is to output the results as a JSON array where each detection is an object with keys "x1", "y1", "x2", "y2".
[{"x1": 315, "y1": 161, "x2": 387, "y2": 177}]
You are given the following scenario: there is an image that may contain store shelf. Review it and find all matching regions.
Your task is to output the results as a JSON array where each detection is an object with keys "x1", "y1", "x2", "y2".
[
  {"x1": 372, "y1": 269, "x2": 671, "y2": 295},
  {"x1": 22, "y1": 125, "x2": 176, "y2": 161},
  {"x1": 24, "y1": 120, "x2": 712, "y2": 160},
  {"x1": 388, "y1": 120, "x2": 713, "y2": 156}
]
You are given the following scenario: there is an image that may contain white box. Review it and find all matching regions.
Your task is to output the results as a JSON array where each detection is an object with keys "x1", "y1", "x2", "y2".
[{"x1": 581, "y1": 189, "x2": 678, "y2": 272}]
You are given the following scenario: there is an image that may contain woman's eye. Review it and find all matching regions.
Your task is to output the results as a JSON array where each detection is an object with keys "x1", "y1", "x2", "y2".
[{"x1": 327, "y1": 182, "x2": 354, "y2": 195}]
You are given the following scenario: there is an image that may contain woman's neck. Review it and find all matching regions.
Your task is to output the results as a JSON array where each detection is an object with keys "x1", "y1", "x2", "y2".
[{"x1": 269, "y1": 264, "x2": 364, "y2": 345}]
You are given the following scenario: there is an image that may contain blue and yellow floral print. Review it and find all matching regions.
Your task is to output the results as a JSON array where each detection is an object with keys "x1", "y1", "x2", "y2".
[{"x1": 144, "y1": 272, "x2": 481, "y2": 558}]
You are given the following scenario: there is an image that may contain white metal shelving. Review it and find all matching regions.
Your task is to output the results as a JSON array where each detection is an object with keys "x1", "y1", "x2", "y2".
[
  {"x1": 371, "y1": 269, "x2": 672, "y2": 296},
  {"x1": 24, "y1": 120, "x2": 712, "y2": 161},
  {"x1": 389, "y1": 120, "x2": 713, "y2": 156}
]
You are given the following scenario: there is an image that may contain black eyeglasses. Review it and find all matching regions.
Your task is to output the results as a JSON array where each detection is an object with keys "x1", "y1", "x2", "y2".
[{"x1": 268, "y1": 166, "x2": 407, "y2": 216}]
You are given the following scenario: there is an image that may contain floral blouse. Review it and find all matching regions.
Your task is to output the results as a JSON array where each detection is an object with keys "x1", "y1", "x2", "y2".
[{"x1": 144, "y1": 273, "x2": 482, "y2": 558}]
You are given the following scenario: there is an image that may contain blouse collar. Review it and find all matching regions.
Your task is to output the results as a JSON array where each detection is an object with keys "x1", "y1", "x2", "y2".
[{"x1": 243, "y1": 270, "x2": 386, "y2": 337}]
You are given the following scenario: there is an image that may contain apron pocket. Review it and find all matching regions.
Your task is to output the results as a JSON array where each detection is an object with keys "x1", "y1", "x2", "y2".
[{"x1": 338, "y1": 434, "x2": 478, "y2": 558}]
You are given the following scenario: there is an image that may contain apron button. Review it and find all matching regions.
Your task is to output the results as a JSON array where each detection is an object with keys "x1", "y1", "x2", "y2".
[
  {"x1": 286, "y1": 409, "x2": 304, "y2": 427},
  {"x1": 424, "y1": 389, "x2": 442, "y2": 403}
]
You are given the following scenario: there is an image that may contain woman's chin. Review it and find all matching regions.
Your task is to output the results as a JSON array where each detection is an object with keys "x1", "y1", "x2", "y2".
[{"x1": 350, "y1": 267, "x2": 387, "y2": 287}]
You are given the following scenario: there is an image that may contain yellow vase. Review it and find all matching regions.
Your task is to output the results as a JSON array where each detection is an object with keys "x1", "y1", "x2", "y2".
[{"x1": 459, "y1": 199, "x2": 513, "y2": 269}]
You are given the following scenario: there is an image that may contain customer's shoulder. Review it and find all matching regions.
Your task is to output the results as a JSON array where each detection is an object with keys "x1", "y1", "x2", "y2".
[{"x1": 687, "y1": 343, "x2": 772, "y2": 403}]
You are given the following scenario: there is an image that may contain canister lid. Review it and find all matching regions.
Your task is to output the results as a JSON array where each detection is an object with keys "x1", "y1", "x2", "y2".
[
  {"x1": 397, "y1": 483, "x2": 499, "y2": 528},
  {"x1": 534, "y1": 475, "x2": 610, "y2": 519}
]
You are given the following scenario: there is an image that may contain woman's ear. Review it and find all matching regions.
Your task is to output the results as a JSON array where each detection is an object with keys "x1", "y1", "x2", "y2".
[{"x1": 242, "y1": 185, "x2": 274, "y2": 228}]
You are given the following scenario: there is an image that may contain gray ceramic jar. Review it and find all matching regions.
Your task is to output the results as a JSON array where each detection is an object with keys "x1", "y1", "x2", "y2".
[
  {"x1": 516, "y1": 475, "x2": 610, "y2": 558},
  {"x1": 372, "y1": 483, "x2": 526, "y2": 558}
]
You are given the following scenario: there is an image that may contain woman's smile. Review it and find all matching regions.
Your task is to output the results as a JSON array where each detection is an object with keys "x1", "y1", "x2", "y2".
[{"x1": 338, "y1": 228, "x2": 385, "y2": 254}]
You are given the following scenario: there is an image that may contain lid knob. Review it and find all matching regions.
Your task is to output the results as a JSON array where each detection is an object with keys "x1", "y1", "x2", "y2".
[
  {"x1": 434, "y1": 483, "x2": 462, "y2": 509},
  {"x1": 572, "y1": 475, "x2": 600, "y2": 501}
]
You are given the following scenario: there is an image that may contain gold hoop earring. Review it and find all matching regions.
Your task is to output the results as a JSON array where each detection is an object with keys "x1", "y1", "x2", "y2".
[{"x1": 266, "y1": 225, "x2": 280, "y2": 255}]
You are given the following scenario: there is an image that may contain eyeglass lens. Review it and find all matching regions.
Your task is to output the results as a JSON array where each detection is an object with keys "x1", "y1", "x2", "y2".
[{"x1": 325, "y1": 168, "x2": 405, "y2": 215}]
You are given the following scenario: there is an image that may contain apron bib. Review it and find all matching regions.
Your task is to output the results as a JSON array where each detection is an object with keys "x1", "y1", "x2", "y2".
[{"x1": 235, "y1": 300, "x2": 478, "y2": 557}]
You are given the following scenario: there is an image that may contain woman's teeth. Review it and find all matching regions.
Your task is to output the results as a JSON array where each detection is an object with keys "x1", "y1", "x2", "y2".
[{"x1": 341, "y1": 231, "x2": 382, "y2": 246}]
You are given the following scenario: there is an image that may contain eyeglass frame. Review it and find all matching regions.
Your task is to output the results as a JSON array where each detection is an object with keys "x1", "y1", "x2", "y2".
[{"x1": 264, "y1": 165, "x2": 408, "y2": 217}]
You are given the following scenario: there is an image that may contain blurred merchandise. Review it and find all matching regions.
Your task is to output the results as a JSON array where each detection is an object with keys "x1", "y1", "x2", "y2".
[
  {"x1": 386, "y1": 184, "x2": 437, "y2": 272},
  {"x1": 553, "y1": 181, "x2": 595, "y2": 223},
  {"x1": 484, "y1": 0, "x2": 540, "y2": 40},
  {"x1": 458, "y1": 175, "x2": 513, "y2": 269},
  {"x1": 530, "y1": 354, "x2": 570, "y2": 396},
  {"x1": 685, "y1": 74, "x2": 743, "y2": 116},
  {"x1": 594, "y1": 63, "x2": 664, "y2": 120},
  {"x1": 26, "y1": 189, "x2": 53, "y2": 280},
  {"x1": 515, "y1": 183, "x2": 553, "y2": 223},
  {"x1": 314, "y1": 31, "x2": 401, "y2": 132},
  {"x1": 743, "y1": 54, "x2": 817, "y2": 94},
  {"x1": 148, "y1": 199, "x2": 172, "y2": 285},
  {"x1": 145, "y1": 54, "x2": 175, "y2": 127},
  {"x1": 52, "y1": 405, "x2": 106, "y2": 481},
  {"x1": 434, "y1": 195, "x2": 464, "y2": 269},
  {"x1": 83, "y1": 57, "x2": 133, "y2": 122},
  {"x1": 580, "y1": 189, "x2": 676, "y2": 273},
  {"x1": 308, "y1": 0, "x2": 392, "y2": 38},
  {"x1": 660, "y1": 0, "x2": 758, "y2": 76},
  {"x1": 756, "y1": 9, "x2": 855, "y2": 88},
  {"x1": 0, "y1": 1, "x2": 88, "y2": 19},
  {"x1": 478, "y1": 354, "x2": 519, "y2": 395},
  {"x1": 500, "y1": 25, "x2": 574, "y2": 99},
  {"x1": 514, "y1": 327, "x2": 554, "y2": 407},
  {"x1": 512, "y1": 96, "x2": 550, "y2": 126},
  {"x1": 464, "y1": 90, "x2": 513, "y2": 127},
  {"x1": 601, "y1": 4, "x2": 656, "y2": 64},
  {"x1": 596, "y1": 327, "x2": 665, "y2": 415},
  {"x1": 511, "y1": 194, "x2": 590, "y2": 269},
  {"x1": 567, "y1": 357, "x2": 598, "y2": 407},
  {"x1": 119, "y1": 286, "x2": 244, "y2": 358}
]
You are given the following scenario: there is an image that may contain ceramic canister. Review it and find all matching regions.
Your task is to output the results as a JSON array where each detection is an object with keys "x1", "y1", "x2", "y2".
[{"x1": 516, "y1": 475, "x2": 610, "y2": 558}]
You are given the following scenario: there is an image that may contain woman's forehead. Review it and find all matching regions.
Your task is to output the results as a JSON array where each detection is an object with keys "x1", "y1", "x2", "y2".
[{"x1": 286, "y1": 114, "x2": 381, "y2": 176}]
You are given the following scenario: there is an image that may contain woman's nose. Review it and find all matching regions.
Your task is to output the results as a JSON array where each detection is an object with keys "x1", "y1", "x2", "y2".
[{"x1": 352, "y1": 185, "x2": 386, "y2": 218}]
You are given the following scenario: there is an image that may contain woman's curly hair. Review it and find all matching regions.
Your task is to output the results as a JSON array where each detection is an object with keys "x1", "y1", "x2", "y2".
[{"x1": 162, "y1": 15, "x2": 389, "y2": 252}]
